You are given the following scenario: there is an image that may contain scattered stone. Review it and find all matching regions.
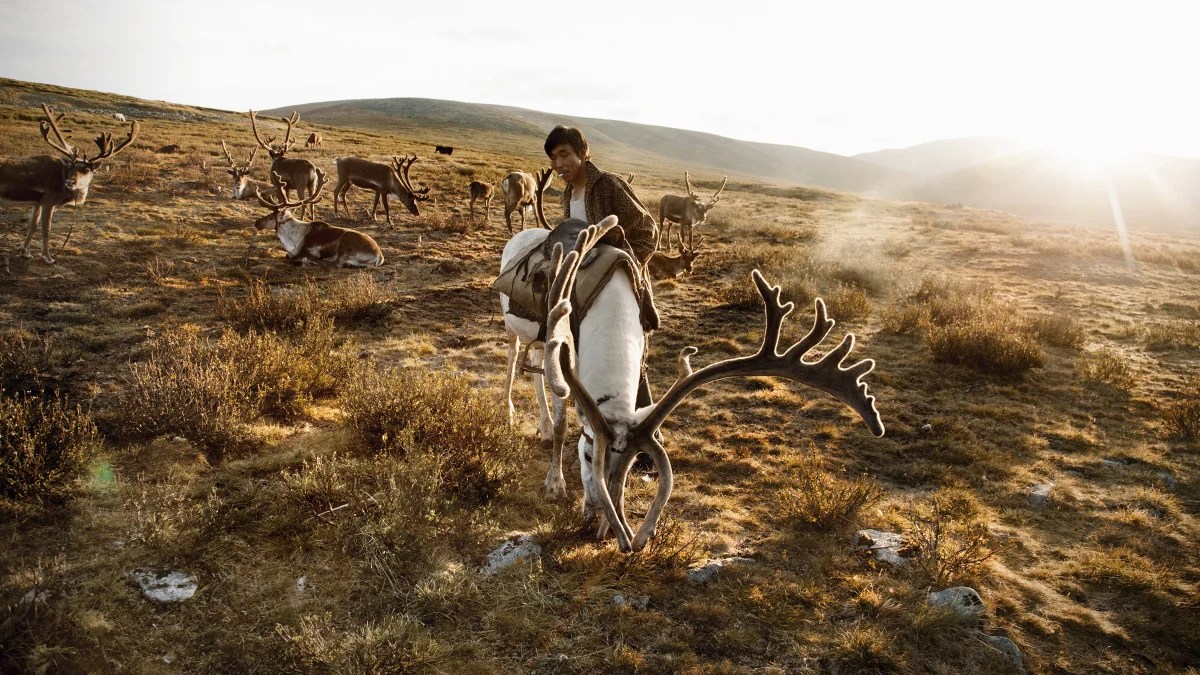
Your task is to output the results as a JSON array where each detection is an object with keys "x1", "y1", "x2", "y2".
[
  {"x1": 1027, "y1": 483, "x2": 1053, "y2": 508},
  {"x1": 982, "y1": 634, "x2": 1024, "y2": 670},
  {"x1": 928, "y1": 586, "x2": 984, "y2": 620},
  {"x1": 612, "y1": 593, "x2": 650, "y2": 610},
  {"x1": 161, "y1": 654, "x2": 176, "y2": 664},
  {"x1": 920, "y1": 423, "x2": 934, "y2": 433},
  {"x1": 296, "y1": 576, "x2": 307, "y2": 593},
  {"x1": 171, "y1": 436, "x2": 188, "y2": 444},
  {"x1": 479, "y1": 534, "x2": 541, "y2": 576},
  {"x1": 130, "y1": 569, "x2": 197, "y2": 603},
  {"x1": 1156, "y1": 472, "x2": 1178, "y2": 490},
  {"x1": 855, "y1": 529, "x2": 908, "y2": 568},
  {"x1": 687, "y1": 557, "x2": 755, "y2": 583}
]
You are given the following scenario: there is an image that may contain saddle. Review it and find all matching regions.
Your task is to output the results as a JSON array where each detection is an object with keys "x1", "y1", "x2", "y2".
[{"x1": 492, "y1": 218, "x2": 659, "y2": 340}]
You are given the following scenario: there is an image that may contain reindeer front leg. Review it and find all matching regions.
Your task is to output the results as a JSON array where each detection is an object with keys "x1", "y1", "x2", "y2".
[
  {"x1": 543, "y1": 383, "x2": 568, "y2": 500},
  {"x1": 38, "y1": 205, "x2": 55, "y2": 264}
]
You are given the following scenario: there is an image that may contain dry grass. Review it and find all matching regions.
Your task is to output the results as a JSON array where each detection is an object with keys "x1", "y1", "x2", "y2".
[
  {"x1": 0, "y1": 393, "x2": 100, "y2": 505},
  {"x1": 2, "y1": 77, "x2": 1200, "y2": 674}
]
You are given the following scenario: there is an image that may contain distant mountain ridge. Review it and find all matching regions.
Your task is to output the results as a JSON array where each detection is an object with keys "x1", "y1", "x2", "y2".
[{"x1": 853, "y1": 137, "x2": 1035, "y2": 175}]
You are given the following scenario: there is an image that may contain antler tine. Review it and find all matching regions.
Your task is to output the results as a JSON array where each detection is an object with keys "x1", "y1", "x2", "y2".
[
  {"x1": 39, "y1": 104, "x2": 77, "y2": 159},
  {"x1": 709, "y1": 176, "x2": 728, "y2": 205},
  {"x1": 257, "y1": 171, "x2": 307, "y2": 211},
  {"x1": 248, "y1": 111, "x2": 277, "y2": 151},
  {"x1": 220, "y1": 140, "x2": 237, "y2": 167},
  {"x1": 89, "y1": 119, "x2": 138, "y2": 163},
  {"x1": 279, "y1": 111, "x2": 299, "y2": 151},
  {"x1": 534, "y1": 168, "x2": 553, "y2": 229},
  {"x1": 684, "y1": 170, "x2": 696, "y2": 199},
  {"x1": 246, "y1": 145, "x2": 258, "y2": 168},
  {"x1": 304, "y1": 168, "x2": 328, "y2": 205},
  {"x1": 634, "y1": 268, "x2": 885, "y2": 440}
]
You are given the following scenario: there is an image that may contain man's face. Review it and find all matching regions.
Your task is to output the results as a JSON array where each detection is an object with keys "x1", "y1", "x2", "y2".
[{"x1": 550, "y1": 143, "x2": 586, "y2": 185}]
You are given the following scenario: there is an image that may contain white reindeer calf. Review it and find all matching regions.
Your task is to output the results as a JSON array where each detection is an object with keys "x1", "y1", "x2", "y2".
[{"x1": 255, "y1": 169, "x2": 384, "y2": 268}]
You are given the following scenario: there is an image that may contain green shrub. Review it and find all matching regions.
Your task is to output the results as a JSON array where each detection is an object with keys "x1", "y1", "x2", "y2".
[
  {"x1": 342, "y1": 368, "x2": 523, "y2": 505},
  {"x1": 926, "y1": 314, "x2": 1044, "y2": 373},
  {"x1": 0, "y1": 393, "x2": 101, "y2": 504},
  {"x1": 1077, "y1": 347, "x2": 1137, "y2": 390},
  {"x1": 776, "y1": 453, "x2": 883, "y2": 531},
  {"x1": 1028, "y1": 313, "x2": 1086, "y2": 349}
]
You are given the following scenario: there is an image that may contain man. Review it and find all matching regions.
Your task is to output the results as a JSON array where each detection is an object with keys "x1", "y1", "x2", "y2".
[
  {"x1": 544, "y1": 126, "x2": 658, "y2": 264},
  {"x1": 544, "y1": 125, "x2": 663, "y2": 452}
]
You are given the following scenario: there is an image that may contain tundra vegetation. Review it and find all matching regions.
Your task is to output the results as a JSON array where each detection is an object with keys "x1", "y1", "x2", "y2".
[{"x1": 1, "y1": 77, "x2": 1198, "y2": 673}]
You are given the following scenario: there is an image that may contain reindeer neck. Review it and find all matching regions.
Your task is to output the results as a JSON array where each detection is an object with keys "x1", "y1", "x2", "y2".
[{"x1": 274, "y1": 213, "x2": 312, "y2": 257}]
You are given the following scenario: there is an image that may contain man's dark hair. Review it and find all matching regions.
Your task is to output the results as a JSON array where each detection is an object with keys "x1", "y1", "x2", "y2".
[{"x1": 544, "y1": 126, "x2": 589, "y2": 159}]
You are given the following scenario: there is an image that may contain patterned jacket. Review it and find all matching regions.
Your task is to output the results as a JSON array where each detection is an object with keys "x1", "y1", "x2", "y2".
[{"x1": 560, "y1": 161, "x2": 658, "y2": 263}]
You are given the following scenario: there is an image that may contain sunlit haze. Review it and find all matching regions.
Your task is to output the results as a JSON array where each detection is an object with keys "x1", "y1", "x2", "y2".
[{"x1": 1, "y1": 0, "x2": 1196, "y2": 161}]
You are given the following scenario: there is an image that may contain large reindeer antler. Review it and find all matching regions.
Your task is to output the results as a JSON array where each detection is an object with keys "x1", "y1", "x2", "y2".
[
  {"x1": 249, "y1": 110, "x2": 300, "y2": 156},
  {"x1": 37, "y1": 104, "x2": 139, "y2": 165},
  {"x1": 392, "y1": 155, "x2": 431, "y2": 200},
  {"x1": 684, "y1": 170, "x2": 696, "y2": 200},
  {"x1": 220, "y1": 140, "x2": 257, "y2": 170},
  {"x1": 534, "y1": 168, "x2": 554, "y2": 230},
  {"x1": 256, "y1": 168, "x2": 328, "y2": 211},
  {"x1": 707, "y1": 176, "x2": 728, "y2": 206}
]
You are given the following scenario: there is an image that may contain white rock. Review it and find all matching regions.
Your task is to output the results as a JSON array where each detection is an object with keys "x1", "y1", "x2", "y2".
[
  {"x1": 296, "y1": 576, "x2": 307, "y2": 593},
  {"x1": 130, "y1": 569, "x2": 198, "y2": 603},
  {"x1": 612, "y1": 593, "x2": 650, "y2": 610},
  {"x1": 855, "y1": 529, "x2": 908, "y2": 568},
  {"x1": 479, "y1": 534, "x2": 541, "y2": 576},
  {"x1": 687, "y1": 557, "x2": 754, "y2": 583},
  {"x1": 982, "y1": 634, "x2": 1024, "y2": 670},
  {"x1": 1028, "y1": 483, "x2": 1053, "y2": 508},
  {"x1": 928, "y1": 586, "x2": 984, "y2": 619},
  {"x1": 171, "y1": 436, "x2": 188, "y2": 444},
  {"x1": 1157, "y1": 472, "x2": 1178, "y2": 490}
]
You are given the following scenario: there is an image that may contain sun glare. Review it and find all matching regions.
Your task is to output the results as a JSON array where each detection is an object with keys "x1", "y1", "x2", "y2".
[{"x1": 1043, "y1": 137, "x2": 1144, "y2": 176}]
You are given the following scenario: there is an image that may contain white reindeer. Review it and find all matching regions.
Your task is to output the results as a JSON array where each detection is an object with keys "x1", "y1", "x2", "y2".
[{"x1": 503, "y1": 219, "x2": 885, "y2": 551}]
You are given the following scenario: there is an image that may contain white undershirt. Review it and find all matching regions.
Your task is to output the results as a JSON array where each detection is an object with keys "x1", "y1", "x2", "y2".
[{"x1": 569, "y1": 189, "x2": 586, "y2": 221}]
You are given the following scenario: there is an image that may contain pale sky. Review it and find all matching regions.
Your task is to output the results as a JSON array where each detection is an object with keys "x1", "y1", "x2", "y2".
[{"x1": 1, "y1": 0, "x2": 1196, "y2": 158}]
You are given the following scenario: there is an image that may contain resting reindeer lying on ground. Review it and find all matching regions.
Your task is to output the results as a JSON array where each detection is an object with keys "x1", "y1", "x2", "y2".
[
  {"x1": 531, "y1": 221, "x2": 884, "y2": 552},
  {"x1": 645, "y1": 239, "x2": 703, "y2": 279},
  {"x1": 254, "y1": 169, "x2": 383, "y2": 268},
  {"x1": 220, "y1": 141, "x2": 276, "y2": 200}
]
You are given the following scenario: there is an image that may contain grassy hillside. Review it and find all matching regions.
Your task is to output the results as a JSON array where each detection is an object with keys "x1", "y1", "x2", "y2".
[{"x1": 1, "y1": 78, "x2": 1199, "y2": 674}]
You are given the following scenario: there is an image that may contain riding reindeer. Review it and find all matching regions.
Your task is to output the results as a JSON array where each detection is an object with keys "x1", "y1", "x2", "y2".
[
  {"x1": 254, "y1": 169, "x2": 383, "y2": 268},
  {"x1": 0, "y1": 104, "x2": 138, "y2": 264},
  {"x1": 332, "y1": 155, "x2": 429, "y2": 226},
  {"x1": 503, "y1": 218, "x2": 884, "y2": 551},
  {"x1": 219, "y1": 141, "x2": 275, "y2": 200},
  {"x1": 249, "y1": 111, "x2": 319, "y2": 220},
  {"x1": 658, "y1": 171, "x2": 727, "y2": 251}
]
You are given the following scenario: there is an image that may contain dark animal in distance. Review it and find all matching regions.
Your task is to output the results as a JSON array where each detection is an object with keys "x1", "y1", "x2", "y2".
[{"x1": 435, "y1": 145, "x2": 454, "y2": 155}]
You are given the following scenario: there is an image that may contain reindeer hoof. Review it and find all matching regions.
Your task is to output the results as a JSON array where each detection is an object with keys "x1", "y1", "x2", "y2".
[
  {"x1": 41, "y1": 254, "x2": 56, "y2": 265},
  {"x1": 543, "y1": 475, "x2": 568, "y2": 501}
]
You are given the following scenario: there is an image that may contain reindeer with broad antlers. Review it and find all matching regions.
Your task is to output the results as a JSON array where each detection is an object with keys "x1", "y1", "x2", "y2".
[
  {"x1": 248, "y1": 111, "x2": 319, "y2": 220},
  {"x1": 332, "y1": 155, "x2": 429, "y2": 226},
  {"x1": 254, "y1": 168, "x2": 383, "y2": 268},
  {"x1": 658, "y1": 171, "x2": 727, "y2": 252},
  {"x1": 0, "y1": 104, "x2": 138, "y2": 263},
  {"x1": 506, "y1": 217, "x2": 884, "y2": 552},
  {"x1": 219, "y1": 141, "x2": 275, "y2": 201}
]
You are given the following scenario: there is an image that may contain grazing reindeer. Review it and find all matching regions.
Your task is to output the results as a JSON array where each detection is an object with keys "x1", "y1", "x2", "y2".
[
  {"x1": 469, "y1": 180, "x2": 495, "y2": 222},
  {"x1": 435, "y1": 145, "x2": 454, "y2": 156},
  {"x1": 305, "y1": 132, "x2": 322, "y2": 148},
  {"x1": 534, "y1": 222, "x2": 884, "y2": 551},
  {"x1": 255, "y1": 169, "x2": 383, "y2": 268},
  {"x1": 0, "y1": 103, "x2": 138, "y2": 264},
  {"x1": 248, "y1": 110, "x2": 319, "y2": 220},
  {"x1": 500, "y1": 170, "x2": 541, "y2": 233},
  {"x1": 332, "y1": 155, "x2": 429, "y2": 226},
  {"x1": 219, "y1": 141, "x2": 275, "y2": 200},
  {"x1": 645, "y1": 238, "x2": 703, "y2": 279},
  {"x1": 658, "y1": 171, "x2": 727, "y2": 251},
  {"x1": 112, "y1": 112, "x2": 127, "y2": 122}
]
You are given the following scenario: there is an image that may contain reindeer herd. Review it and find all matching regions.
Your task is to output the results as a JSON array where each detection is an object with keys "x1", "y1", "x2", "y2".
[{"x1": 0, "y1": 103, "x2": 885, "y2": 553}]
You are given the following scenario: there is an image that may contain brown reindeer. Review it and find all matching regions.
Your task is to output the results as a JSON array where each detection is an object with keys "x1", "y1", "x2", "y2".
[
  {"x1": 500, "y1": 171, "x2": 539, "y2": 233},
  {"x1": 249, "y1": 110, "x2": 319, "y2": 220},
  {"x1": 332, "y1": 155, "x2": 429, "y2": 226},
  {"x1": 219, "y1": 141, "x2": 275, "y2": 200},
  {"x1": 646, "y1": 238, "x2": 703, "y2": 279},
  {"x1": 255, "y1": 169, "x2": 384, "y2": 268},
  {"x1": 657, "y1": 171, "x2": 727, "y2": 251},
  {"x1": 0, "y1": 104, "x2": 138, "y2": 264},
  {"x1": 468, "y1": 180, "x2": 494, "y2": 222},
  {"x1": 304, "y1": 132, "x2": 322, "y2": 148}
]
